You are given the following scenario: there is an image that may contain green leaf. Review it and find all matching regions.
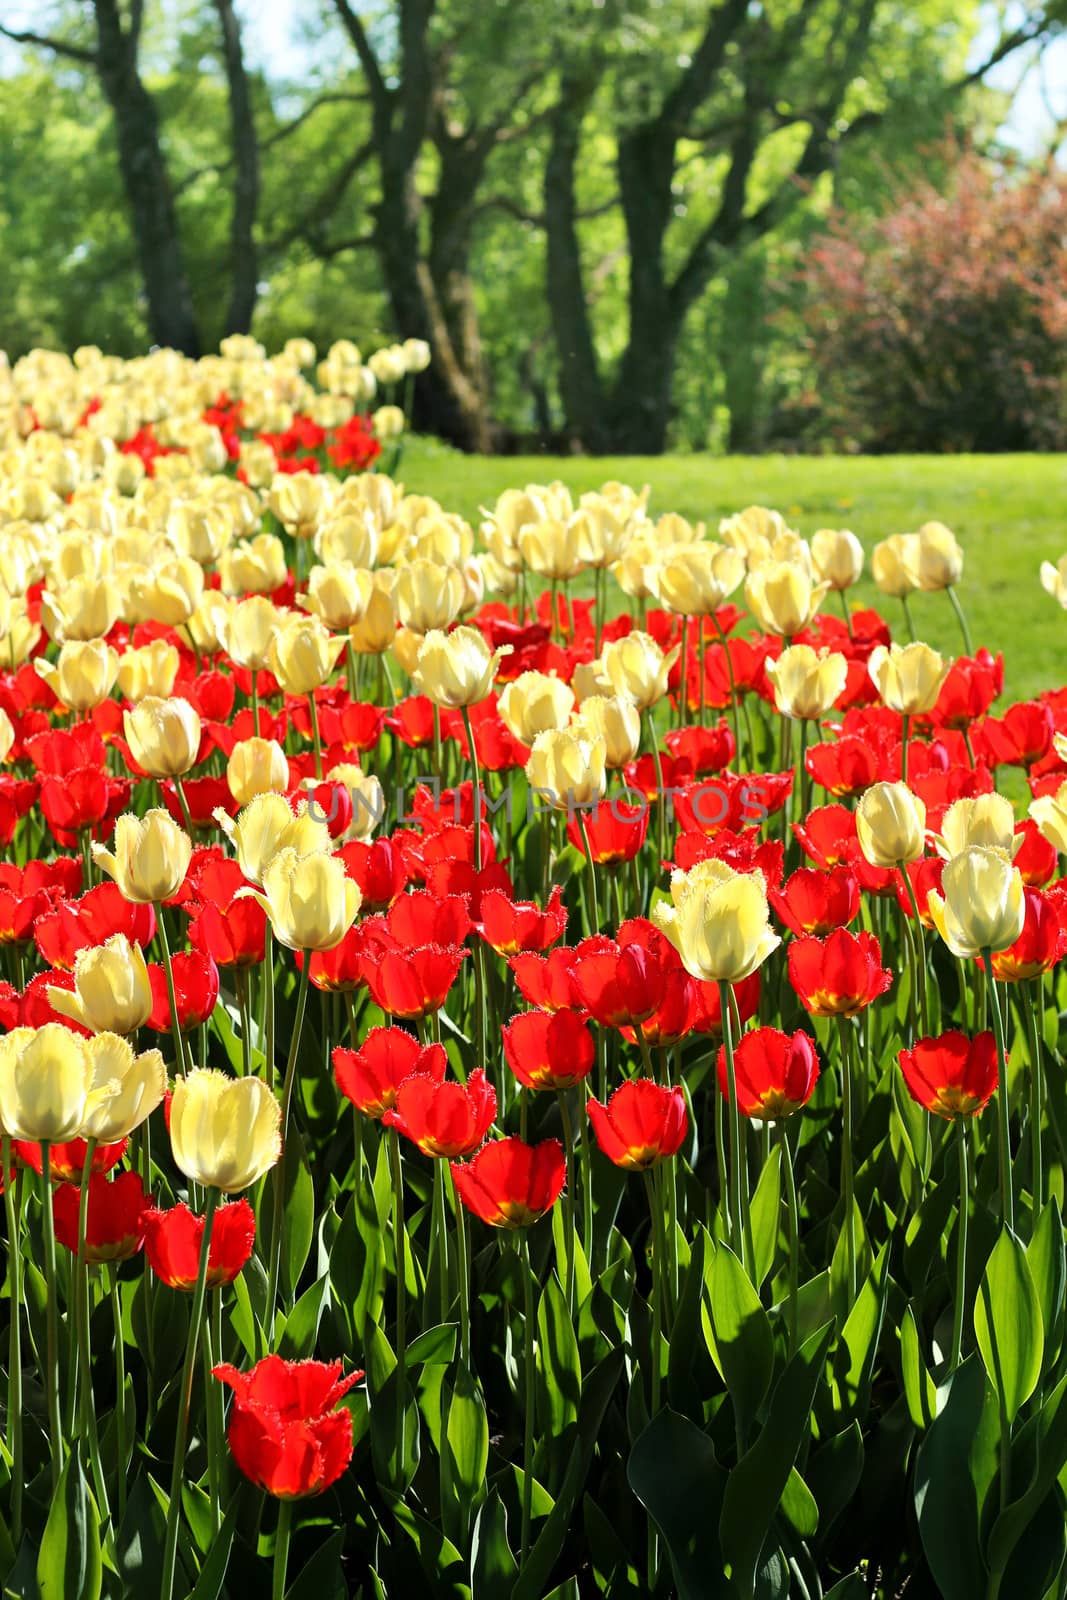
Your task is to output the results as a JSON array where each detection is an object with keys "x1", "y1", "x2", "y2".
[
  {"x1": 187, "y1": 1501, "x2": 239, "y2": 1600},
  {"x1": 718, "y1": 1319, "x2": 836, "y2": 1595},
  {"x1": 706, "y1": 1242, "x2": 774, "y2": 1443},
  {"x1": 749, "y1": 1144, "x2": 782, "y2": 1292},
  {"x1": 974, "y1": 1228, "x2": 1044, "y2": 1424},
  {"x1": 668, "y1": 1227, "x2": 708, "y2": 1415},
  {"x1": 986, "y1": 1371, "x2": 1067, "y2": 1590},
  {"x1": 900, "y1": 1304, "x2": 936, "y2": 1430},
  {"x1": 914, "y1": 1356, "x2": 989, "y2": 1600},
  {"x1": 832, "y1": 1241, "x2": 889, "y2": 1423},
  {"x1": 779, "y1": 1465, "x2": 818, "y2": 1538},
  {"x1": 285, "y1": 1529, "x2": 347, "y2": 1600},
  {"x1": 628, "y1": 1409, "x2": 728, "y2": 1600},
  {"x1": 280, "y1": 1126, "x2": 315, "y2": 1300},
  {"x1": 536, "y1": 1273, "x2": 581, "y2": 1441},
  {"x1": 279, "y1": 1275, "x2": 330, "y2": 1360},
  {"x1": 116, "y1": 1471, "x2": 166, "y2": 1596},
  {"x1": 440, "y1": 1370, "x2": 489, "y2": 1548},
  {"x1": 406, "y1": 1322, "x2": 458, "y2": 1368},
  {"x1": 1026, "y1": 1198, "x2": 1065, "y2": 1370},
  {"x1": 37, "y1": 1453, "x2": 101, "y2": 1600},
  {"x1": 471, "y1": 1489, "x2": 518, "y2": 1596}
]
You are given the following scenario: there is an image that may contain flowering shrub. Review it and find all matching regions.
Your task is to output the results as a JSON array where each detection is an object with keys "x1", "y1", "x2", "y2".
[
  {"x1": 798, "y1": 153, "x2": 1067, "y2": 452},
  {"x1": 0, "y1": 346, "x2": 1066, "y2": 1595}
]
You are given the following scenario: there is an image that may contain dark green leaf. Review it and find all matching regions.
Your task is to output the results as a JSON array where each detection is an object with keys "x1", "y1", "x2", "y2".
[{"x1": 36, "y1": 1453, "x2": 101, "y2": 1600}]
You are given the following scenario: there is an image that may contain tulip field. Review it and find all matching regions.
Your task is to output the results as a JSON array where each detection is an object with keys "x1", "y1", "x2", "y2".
[{"x1": 3, "y1": 341, "x2": 1067, "y2": 1600}]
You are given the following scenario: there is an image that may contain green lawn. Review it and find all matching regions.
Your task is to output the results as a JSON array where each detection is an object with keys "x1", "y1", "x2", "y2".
[{"x1": 403, "y1": 445, "x2": 1067, "y2": 703}]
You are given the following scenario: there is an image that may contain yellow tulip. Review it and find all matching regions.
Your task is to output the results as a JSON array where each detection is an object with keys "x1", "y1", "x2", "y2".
[
  {"x1": 48, "y1": 934, "x2": 153, "y2": 1036},
  {"x1": 268, "y1": 614, "x2": 347, "y2": 695},
  {"x1": 928, "y1": 847, "x2": 1025, "y2": 958},
  {"x1": 169, "y1": 1069, "x2": 281, "y2": 1193},
  {"x1": 219, "y1": 533, "x2": 287, "y2": 596},
  {"x1": 79, "y1": 1034, "x2": 166, "y2": 1143},
  {"x1": 916, "y1": 522, "x2": 963, "y2": 592},
  {"x1": 517, "y1": 519, "x2": 583, "y2": 582},
  {"x1": 765, "y1": 645, "x2": 848, "y2": 720},
  {"x1": 868, "y1": 642, "x2": 950, "y2": 716},
  {"x1": 124, "y1": 696, "x2": 201, "y2": 778},
  {"x1": 40, "y1": 575, "x2": 123, "y2": 642},
  {"x1": 224, "y1": 595, "x2": 279, "y2": 672},
  {"x1": 116, "y1": 639, "x2": 180, "y2": 702},
  {"x1": 856, "y1": 782, "x2": 927, "y2": 868},
  {"x1": 35, "y1": 639, "x2": 118, "y2": 712},
  {"x1": 128, "y1": 557, "x2": 204, "y2": 627},
  {"x1": 525, "y1": 728, "x2": 607, "y2": 811},
  {"x1": 652, "y1": 859, "x2": 780, "y2": 983},
  {"x1": 497, "y1": 672, "x2": 575, "y2": 745},
  {"x1": 395, "y1": 559, "x2": 465, "y2": 634},
  {"x1": 349, "y1": 575, "x2": 398, "y2": 655},
  {"x1": 744, "y1": 562, "x2": 828, "y2": 637},
  {"x1": 871, "y1": 534, "x2": 920, "y2": 599},
  {"x1": 650, "y1": 543, "x2": 746, "y2": 615},
  {"x1": 92, "y1": 810, "x2": 192, "y2": 904},
  {"x1": 0, "y1": 1025, "x2": 95, "y2": 1143},
  {"x1": 315, "y1": 514, "x2": 379, "y2": 570},
  {"x1": 602, "y1": 632, "x2": 680, "y2": 712},
  {"x1": 322, "y1": 763, "x2": 384, "y2": 841},
  {"x1": 227, "y1": 738, "x2": 291, "y2": 806},
  {"x1": 571, "y1": 693, "x2": 642, "y2": 768},
  {"x1": 302, "y1": 563, "x2": 366, "y2": 630},
  {"x1": 1040, "y1": 557, "x2": 1067, "y2": 610},
  {"x1": 215, "y1": 793, "x2": 329, "y2": 885},
  {"x1": 240, "y1": 848, "x2": 361, "y2": 951},
  {"x1": 268, "y1": 471, "x2": 331, "y2": 539},
  {"x1": 811, "y1": 528, "x2": 864, "y2": 591},
  {"x1": 412, "y1": 626, "x2": 511, "y2": 709},
  {"x1": 1029, "y1": 781, "x2": 1067, "y2": 855},
  {"x1": 938, "y1": 793, "x2": 1017, "y2": 859},
  {"x1": 718, "y1": 506, "x2": 793, "y2": 558}
]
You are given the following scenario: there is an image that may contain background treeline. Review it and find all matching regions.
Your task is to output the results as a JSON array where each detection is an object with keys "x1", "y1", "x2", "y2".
[{"x1": 2, "y1": 0, "x2": 1067, "y2": 454}]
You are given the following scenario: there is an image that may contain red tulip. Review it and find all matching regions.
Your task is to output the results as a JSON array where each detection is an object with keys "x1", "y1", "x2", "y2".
[
  {"x1": 769, "y1": 865, "x2": 860, "y2": 937},
  {"x1": 383, "y1": 1068, "x2": 496, "y2": 1157},
  {"x1": 898, "y1": 1031, "x2": 998, "y2": 1119},
  {"x1": 805, "y1": 735, "x2": 883, "y2": 798},
  {"x1": 147, "y1": 950, "x2": 220, "y2": 1031},
  {"x1": 143, "y1": 1199, "x2": 256, "y2": 1289},
  {"x1": 53, "y1": 1171, "x2": 151, "y2": 1262},
  {"x1": 160, "y1": 775, "x2": 236, "y2": 829},
  {"x1": 16, "y1": 1136, "x2": 127, "y2": 1182},
  {"x1": 359, "y1": 939, "x2": 467, "y2": 1020},
  {"x1": 565, "y1": 800, "x2": 650, "y2": 864},
  {"x1": 1013, "y1": 820, "x2": 1058, "y2": 888},
  {"x1": 571, "y1": 935, "x2": 671, "y2": 1028},
  {"x1": 451, "y1": 1137, "x2": 566, "y2": 1228},
  {"x1": 502, "y1": 1009, "x2": 595, "y2": 1090},
  {"x1": 587, "y1": 1080, "x2": 688, "y2": 1171},
  {"x1": 671, "y1": 825, "x2": 784, "y2": 888},
  {"x1": 621, "y1": 969, "x2": 698, "y2": 1049},
  {"x1": 19, "y1": 970, "x2": 92, "y2": 1035},
  {"x1": 894, "y1": 857, "x2": 945, "y2": 927},
  {"x1": 690, "y1": 970, "x2": 761, "y2": 1038},
  {"x1": 664, "y1": 721, "x2": 735, "y2": 774},
  {"x1": 991, "y1": 889, "x2": 1066, "y2": 983},
  {"x1": 0, "y1": 858, "x2": 80, "y2": 945},
  {"x1": 338, "y1": 837, "x2": 410, "y2": 910},
  {"x1": 788, "y1": 928, "x2": 893, "y2": 1017},
  {"x1": 510, "y1": 943, "x2": 611, "y2": 1011},
  {"x1": 34, "y1": 882, "x2": 157, "y2": 970},
  {"x1": 333, "y1": 1026, "x2": 447, "y2": 1118},
  {"x1": 298, "y1": 925, "x2": 366, "y2": 992},
  {"x1": 386, "y1": 891, "x2": 472, "y2": 949},
  {"x1": 716, "y1": 1027, "x2": 820, "y2": 1120},
  {"x1": 929, "y1": 652, "x2": 1002, "y2": 730},
  {"x1": 478, "y1": 886, "x2": 567, "y2": 957},
  {"x1": 213, "y1": 1356, "x2": 363, "y2": 1499},
  {"x1": 793, "y1": 804, "x2": 858, "y2": 869},
  {"x1": 977, "y1": 701, "x2": 1053, "y2": 768}
]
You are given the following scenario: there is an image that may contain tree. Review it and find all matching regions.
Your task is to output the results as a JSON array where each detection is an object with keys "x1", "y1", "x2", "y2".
[{"x1": 540, "y1": 0, "x2": 1067, "y2": 452}]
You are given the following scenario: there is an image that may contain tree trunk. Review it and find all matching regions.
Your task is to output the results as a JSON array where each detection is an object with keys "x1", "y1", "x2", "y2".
[
  {"x1": 214, "y1": 0, "x2": 260, "y2": 336},
  {"x1": 544, "y1": 71, "x2": 608, "y2": 451},
  {"x1": 92, "y1": 0, "x2": 200, "y2": 354},
  {"x1": 427, "y1": 135, "x2": 494, "y2": 451}
]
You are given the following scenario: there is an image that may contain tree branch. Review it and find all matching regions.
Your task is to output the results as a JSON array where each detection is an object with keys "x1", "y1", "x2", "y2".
[
  {"x1": 0, "y1": 22, "x2": 97, "y2": 63},
  {"x1": 332, "y1": 0, "x2": 389, "y2": 111}
]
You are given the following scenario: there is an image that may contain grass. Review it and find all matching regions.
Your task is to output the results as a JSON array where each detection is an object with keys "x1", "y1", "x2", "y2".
[{"x1": 401, "y1": 444, "x2": 1067, "y2": 703}]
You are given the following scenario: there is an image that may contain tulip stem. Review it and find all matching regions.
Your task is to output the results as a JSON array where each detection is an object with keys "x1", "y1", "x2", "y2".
[
  {"x1": 837, "y1": 588, "x2": 854, "y2": 640},
  {"x1": 901, "y1": 715, "x2": 910, "y2": 784},
  {"x1": 161, "y1": 1186, "x2": 219, "y2": 1600},
  {"x1": 40, "y1": 1145, "x2": 63, "y2": 1493},
  {"x1": 950, "y1": 1119, "x2": 970, "y2": 1371},
  {"x1": 156, "y1": 909, "x2": 189, "y2": 1078},
  {"x1": 576, "y1": 810, "x2": 601, "y2": 934},
  {"x1": 557, "y1": 1091, "x2": 577, "y2": 1315},
  {"x1": 645, "y1": 712, "x2": 667, "y2": 867},
  {"x1": 711, "y1": 614, "x2": 742, "y2": 771},
  {"x1": 308, "y1": 690, "x2": 323, "y2": 780},
  {"x1": 983, "y1": 952, "x2": 1015, "y2": 1233},
  {"x1": 203, "y1": 1293, "x2": 223, "y2": 1535},
  {"x1": 273, "y1": 1500, "x2": 293, "y2": 1600},
  {"x1": 578, "y1": 1084, "x2": 595, "y2": 1270},
  {"x1": 1025, "y1": 978, "x2": 1045, "y2": 1213},
  {"x1": 461, "y1": 707, "x2": 488, "y2": 1071},
  {"x1": 265, "y1": 955, "x2": 312, "y2": 1340},
  {"x1": 109, "y1": 1266, "x2": 127, "y2": 1522},
  {"x1": 900, "y1": 594, "x2": 917, "y2": 643},
  {"x1": 835, "y1": 1016, "x2": 858, "y2": 1304},
  {"x1": 946, "y1": 585, "x2": 973, "y2": 657},
  {"x1": 262, "y1": 925, "x2": 276, "y2": 1094},
  {"x1": 388, "y1": 1128, "x2": 408, "y2": 1474},
  {"x1": 519, "y1": 1229, "x2": 535, "y2": 1567},
  {"x1": 899, "y1": 871, "x2": 930, "y2": 1035},
  {"x1": 172, "y1": 776, "x2": 195, "y2": 836},
  {"x1": 450, "y1": 1168, "x2": 471, "y2": 1370},
  {"x1": 74, "y1": 1140, "x2": 113, "y2": 1533},
  {"x1": 778, "y1": 1120, "x2": 800, "y2": 1357},
  {"x1": 718, "y1": 980, "x2": 747, "y2": 1273},
  {"x1": 678, "y1": 616, "x2": 689, "y2": 727},
  {"x1": 2, "y1": 1136, "x2": 22, "y2": 1544}
]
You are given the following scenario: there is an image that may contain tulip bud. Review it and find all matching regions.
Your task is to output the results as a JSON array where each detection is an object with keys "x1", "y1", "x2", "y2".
[
  {"x1": 227, "y1": 738, "x2": 291, "y2": 806},
  {"x1": 116, "y1": 639, "x2": 180, "y2": 702},
  {"x1": 811, "y1": 528, "x2": 864, "y2": 591},
  {"x1": 48, "y1": 934, "x2": 154, "y2": 1035},
  {"x1": 871, "y1": 534, "x2": 920, "y2": 599},
  {"x1": 323, "y1": 763, "x2": 384, "y2": 842},
  {"x1": 916, "y1": 522, "x2": 963, "y2": 592},
  {"x1": 240, "y1": 848, "x2": 361, "y2": 952},
  {"x1": 170, "y1": 1069, "x2": 281, "y2": 1193},
  {"x1": 124, "y1": 696, "x2": 202, "y2": 777},
  {"x1": 315, "y1": 514, "x2": 379, "y2": 571},
  {"x1": 35, "y1": 639, "x2": 118, "y2": 712},
  {"x1": 92, "y1": 809, "x2": 193, "y2": 904},
  {"x1": 765, "y1": 644, "x2": 848, "y2": 720},
  {"x1": 402, "y1": 338, "x2": 431, "y2": 373},
  {"x1": 652, "y1": 859, "x2": 780, "y2": 983},
  {"x1": 268, "y1": 614, "x2": 347, "y2": 695},
  {"x1": 744, "y1": 561, "x2": 828, "y2": 637},
  {"x1": 128, "y1": 556, "x2": 205, "y2": 627},
  {"x1": 1040, "y1": 557, "x2": 1067, "y2": 610},
  {"x1": 571, "y1": 693, "x2": 641, "y2": 768},
  {"x1": 928, "y1": 847, "x2": 1025, "y2": 958},
  {"x1": 868, "y1": 642, "x2": 950, "y2": 716},
  {"x1": 182, "y1": 594, "x2": 231, "y2": 656},
  {"x1": 856, "y1": 782, "x2": 927, "y2": 868},
  {"x1": 268, "y1": 472, "x2": 331, "y2": 540},
  {"x1": 0, "y1": 1024, "x2": 94, "y2": 1143},
  {"x1": 0, "y1": 708, "x2": 13, "y2": 764},
  {"x1": 525, "y1": 728, "x2": 607, "y2": 811},
  {"x1": 602, "y1": 632, "x2": 680, "y2": 711},
  {"x1": 719, "y1": 505, "x2": 792, "y2": 557},
  {"x1": 412, "y1": 626, "x2": 511, "y2": 709},
  {"x1": 79, "y1": 1033, "x2": 166, "y2": 1143}
]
